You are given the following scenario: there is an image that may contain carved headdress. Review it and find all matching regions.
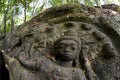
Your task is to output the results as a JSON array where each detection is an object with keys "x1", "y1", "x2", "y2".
[{"x1": 54, "y1": 29, "x2": 80, "y2": 48}]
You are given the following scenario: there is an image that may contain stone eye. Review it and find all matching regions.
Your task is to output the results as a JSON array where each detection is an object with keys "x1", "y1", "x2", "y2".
[
  {"x1": 59, "y1": 44, "x2": 65, "y2": 48},
  {"x1": 71, "y1": 45, "x2": 76, "y2": 50}
]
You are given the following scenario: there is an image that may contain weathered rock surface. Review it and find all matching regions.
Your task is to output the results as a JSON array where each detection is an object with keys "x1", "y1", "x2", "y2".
[{"x1": 1, "y1": 4, "x2": 120, "y2": 80}]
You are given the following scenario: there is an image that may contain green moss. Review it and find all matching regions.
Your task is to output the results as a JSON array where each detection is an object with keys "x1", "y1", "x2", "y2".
[{"x1": 48, "y1": 13, "x2": 91, "y2": 25}]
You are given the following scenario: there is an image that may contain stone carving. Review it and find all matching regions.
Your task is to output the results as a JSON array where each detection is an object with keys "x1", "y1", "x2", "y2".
[
  {"x1": 14, "y1": 31, "x2": 86, "y2": 80},
  {"x1": 102, "y1": 43, "x2": 117, "y2": 59},
  {"x1": 53, "y1": 30, "x2": 80, "y2": 67},
  {"x1": 0, "y1": 4, "x2": 120, "y2": 80}
]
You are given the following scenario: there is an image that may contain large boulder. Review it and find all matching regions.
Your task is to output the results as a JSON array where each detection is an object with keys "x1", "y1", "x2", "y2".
[{"x1": 1, "y1": 4, "x2": 120, "y2": 80}]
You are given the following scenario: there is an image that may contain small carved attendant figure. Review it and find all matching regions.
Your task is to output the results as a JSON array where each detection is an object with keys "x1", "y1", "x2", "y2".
[
  {"x1": 53, "y1": 36, "x2": 80, "y2": 67},
  {"x1": 102, "y1": 43, "x2": 117, "y2": 59}
]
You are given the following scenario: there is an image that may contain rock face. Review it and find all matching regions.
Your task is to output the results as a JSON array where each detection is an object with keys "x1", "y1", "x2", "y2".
[{"x1": 1, "y1": 4, "x2": 120, "y2": 80}]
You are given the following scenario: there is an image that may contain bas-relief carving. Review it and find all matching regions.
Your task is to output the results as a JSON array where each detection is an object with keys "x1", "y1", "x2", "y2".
[
  {"x1": 15, "y1": 31, "x2": 87, "y2": 80},
  {"x1": 1, "y1": 21, "x2": 119, "y2": 80}
]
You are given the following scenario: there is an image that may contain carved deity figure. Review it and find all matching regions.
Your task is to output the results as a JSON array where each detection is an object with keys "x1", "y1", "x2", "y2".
[
  {"x1": 53, "y1": 36, "x2": 80, "y2": 67},
  {"x1": 2, "y1": 33, "x2": 86, "y2": 80}
]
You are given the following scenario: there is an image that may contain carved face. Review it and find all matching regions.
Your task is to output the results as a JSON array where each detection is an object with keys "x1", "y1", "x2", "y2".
[
  {"x1": 55, "y1": 40, "x2": 78, "y2": 61},
  {"x1": 102, "y1": 43, "x2": 116, "y2": 59}
]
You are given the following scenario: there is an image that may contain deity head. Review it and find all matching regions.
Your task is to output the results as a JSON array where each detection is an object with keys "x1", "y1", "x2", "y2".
[
  {"x1": 102, "y1": 43, "x2": 116, "y2": 59},
  {"x1": 53, "y1": 31, "x2": 80, "y2": 67}
]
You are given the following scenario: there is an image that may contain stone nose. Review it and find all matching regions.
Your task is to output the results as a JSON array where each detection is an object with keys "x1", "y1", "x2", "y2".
[{"x1": 64, "y1": 47, "x2": 71, "y2": 52}]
